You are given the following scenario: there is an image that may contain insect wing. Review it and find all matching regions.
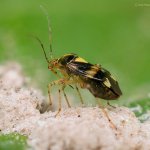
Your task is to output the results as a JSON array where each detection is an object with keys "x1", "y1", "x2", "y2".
[
  {"x1": 67, "y1": 62, "x2": 103, "y2": 81},
  {"x1": 67, "y1": 62, "x2": 123, "y2": 96},
  {"x1": 103, "y1": 71, "x2": 123, "y2": 96}
]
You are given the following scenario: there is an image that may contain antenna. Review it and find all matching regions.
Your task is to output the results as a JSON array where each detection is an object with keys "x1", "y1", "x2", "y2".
[
  {"x1": 40, "y1": 6, "x2": 53, "y2": 60},
  {"x1": 28, "y1": 34, "x2": 50, "y2": 63}
]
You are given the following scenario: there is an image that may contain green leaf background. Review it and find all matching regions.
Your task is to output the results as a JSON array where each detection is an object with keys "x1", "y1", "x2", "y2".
[{"x1": 0, "y1": 0, "x2": 150, "y2": 149}]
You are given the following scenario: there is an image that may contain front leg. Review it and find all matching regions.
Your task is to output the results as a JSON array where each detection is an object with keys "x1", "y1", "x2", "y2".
[
  {"x1": 46, "y1": 78, "x2": 65, "y2": 111},
  {"x1": 46, "y1": 78, "x2": 76, "y2": 117}
]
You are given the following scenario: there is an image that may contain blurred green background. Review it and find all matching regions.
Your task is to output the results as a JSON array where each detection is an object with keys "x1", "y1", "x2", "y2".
[
  {"x1": 0, "y1": 0, "x2": 150, "y2": 149},
  {"x1": 1, "y1": 0, "x2": 150, "y2": 111}
]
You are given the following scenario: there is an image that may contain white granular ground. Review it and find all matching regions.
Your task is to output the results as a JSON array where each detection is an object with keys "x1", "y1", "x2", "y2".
[
  {"x1": 0, "y1": 62, "x2": 44, "y2": 135},
  {"x1": 0, "y1": 61, "x2": 30, "y2": 90},
  {"x1": 0, "y1": 87, "x2": 43, "y2": 135},
  {"x1": 27, "y1": 107, "x2": 150, "y2": 150},
  {"x1": 1, "y1": 62, "x2": 150, "y2": 150}
]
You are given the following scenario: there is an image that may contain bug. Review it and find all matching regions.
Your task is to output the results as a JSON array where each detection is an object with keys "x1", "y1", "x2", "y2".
[{"x1": 32, "y1": 6, "x2": 123, "y2": 129}]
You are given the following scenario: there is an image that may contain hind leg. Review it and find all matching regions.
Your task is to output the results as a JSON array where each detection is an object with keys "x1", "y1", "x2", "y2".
[
  {"x1": 107, "y1": 100, "x2": 116, "y2": 108},
  {"x1": 96, "y1": 98, "x2": 117, "y2": 130}
]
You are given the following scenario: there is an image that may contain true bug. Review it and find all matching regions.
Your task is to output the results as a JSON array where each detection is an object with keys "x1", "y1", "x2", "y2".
[{"x1": 32, "y1": 6, "x2": 123, "y2": 129}]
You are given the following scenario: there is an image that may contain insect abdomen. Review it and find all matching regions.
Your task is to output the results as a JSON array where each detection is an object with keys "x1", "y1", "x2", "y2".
[
  {"x1": 79, "y1": 76, "x2": 120, "y2": 100},
  {"x1": 88, "y1": 80, "x2": 119, "y2": 100}
]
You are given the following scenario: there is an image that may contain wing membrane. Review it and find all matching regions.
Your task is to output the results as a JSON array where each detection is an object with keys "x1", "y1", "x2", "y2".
[
  {"x1": 67, "y1": 62, "x2": 103, "y2": 81},
  {"x1": 67, "y1": 62, "x2": 123, "y2": 96}
]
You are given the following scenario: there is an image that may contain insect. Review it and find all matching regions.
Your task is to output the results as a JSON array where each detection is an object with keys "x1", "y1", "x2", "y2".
[{"x1": 32, "y1": 6, "x2": 123, "y2": 129}]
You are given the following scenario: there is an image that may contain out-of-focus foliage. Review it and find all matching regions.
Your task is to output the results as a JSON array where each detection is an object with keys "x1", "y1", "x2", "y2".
[
  {"x1": 0, "y1": 133, "x2": 28, "y2": 150},
  {"x1": 0, "y1": 1, "x2": 150, "y2": 148},
  {"x1": 1, "y1": 1, "x2": 150, "y2": 100}
]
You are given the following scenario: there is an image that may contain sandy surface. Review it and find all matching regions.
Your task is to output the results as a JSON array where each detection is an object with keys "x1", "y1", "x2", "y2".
[{"x1": 1, "y1": 62, "x2": 150, "y2": 150}]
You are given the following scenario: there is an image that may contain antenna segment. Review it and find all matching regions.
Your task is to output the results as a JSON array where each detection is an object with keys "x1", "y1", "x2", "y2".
[
  {"x1": 40, "y1": 6, "x2": 53, "y2": 60},
  {"x1": 28, "y1": 34, "x2": 50, "y2": 63}
]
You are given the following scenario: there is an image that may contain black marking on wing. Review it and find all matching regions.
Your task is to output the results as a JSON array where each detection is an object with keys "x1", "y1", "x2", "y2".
[
  {"x1": 107, "y1": 75, "x2": 123, "y2": 96},
  {"x1": 59, "y1": 54, "x2": 77, "y2": 65},
  {"x1": 67, "y1": 62, "x2": 123, "y2": 96},
  {"x1": 67, "y1": 62, "x2": 103, "y2": 81},
  {"x1": 93, "y1": 69, "x2": 106, "y2": 81},
  {"x1": 101, "y1": 68, "x2": 123, "y2": 96}
]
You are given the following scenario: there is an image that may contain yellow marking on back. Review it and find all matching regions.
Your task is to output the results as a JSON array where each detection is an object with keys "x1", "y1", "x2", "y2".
[
  {"x1": 101, "y1": 69, "x2": 105, "y2": 73},
  {"x1": 85, "y1": 66, "x2": 100, "y2": 78},
  {"x1": 90, "y1": 65, "x2": 99, "y2": 70},
  {"x1": 75, "y1": 57, "x2": 88, "y2": 63},
  {"x1": 110, "y1": 75, "x2": 116, "y2": 81},
  {"x1": 104, "y1": 78, "x2": 111, "y2": 88},
  {"x1": 85, "y1": 70, "x2": 97, "y2": 76},
  {"x1": 86, "y1": 75, "x2": 94, "y2": 78},
  {"x1": 61, "y1": 54, "x2": 72, "y2": 59}
]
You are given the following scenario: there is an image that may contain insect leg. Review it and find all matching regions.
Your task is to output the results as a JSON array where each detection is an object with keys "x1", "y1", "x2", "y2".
[
  {"x1": 62, "y1": 85, "x2": 71, "y2": 108},
  {"x1": 59, "y1": 80, "x2": 78, "y2": 106},
  {"x1": 107, "y1": 100, "x2": 116, "y2": 108},
  {"x1": 55, "y1": 83, "x2": 62, "y2": 117},
  {"x1": 51, "y1": 69, "x2": 74, "y2": 89},
  {"x1": 46, "y1": 78, "x2": 64, "y2": 111},
  {"x1": 75, "y1": 85, "x2": 84, "y2": 104},
  {"x1": 46, "y1": 85, "x2": 52, "y2": 111},
  {"x1": 96, "y1": 98, "x2": 117, "y2": 130}
]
